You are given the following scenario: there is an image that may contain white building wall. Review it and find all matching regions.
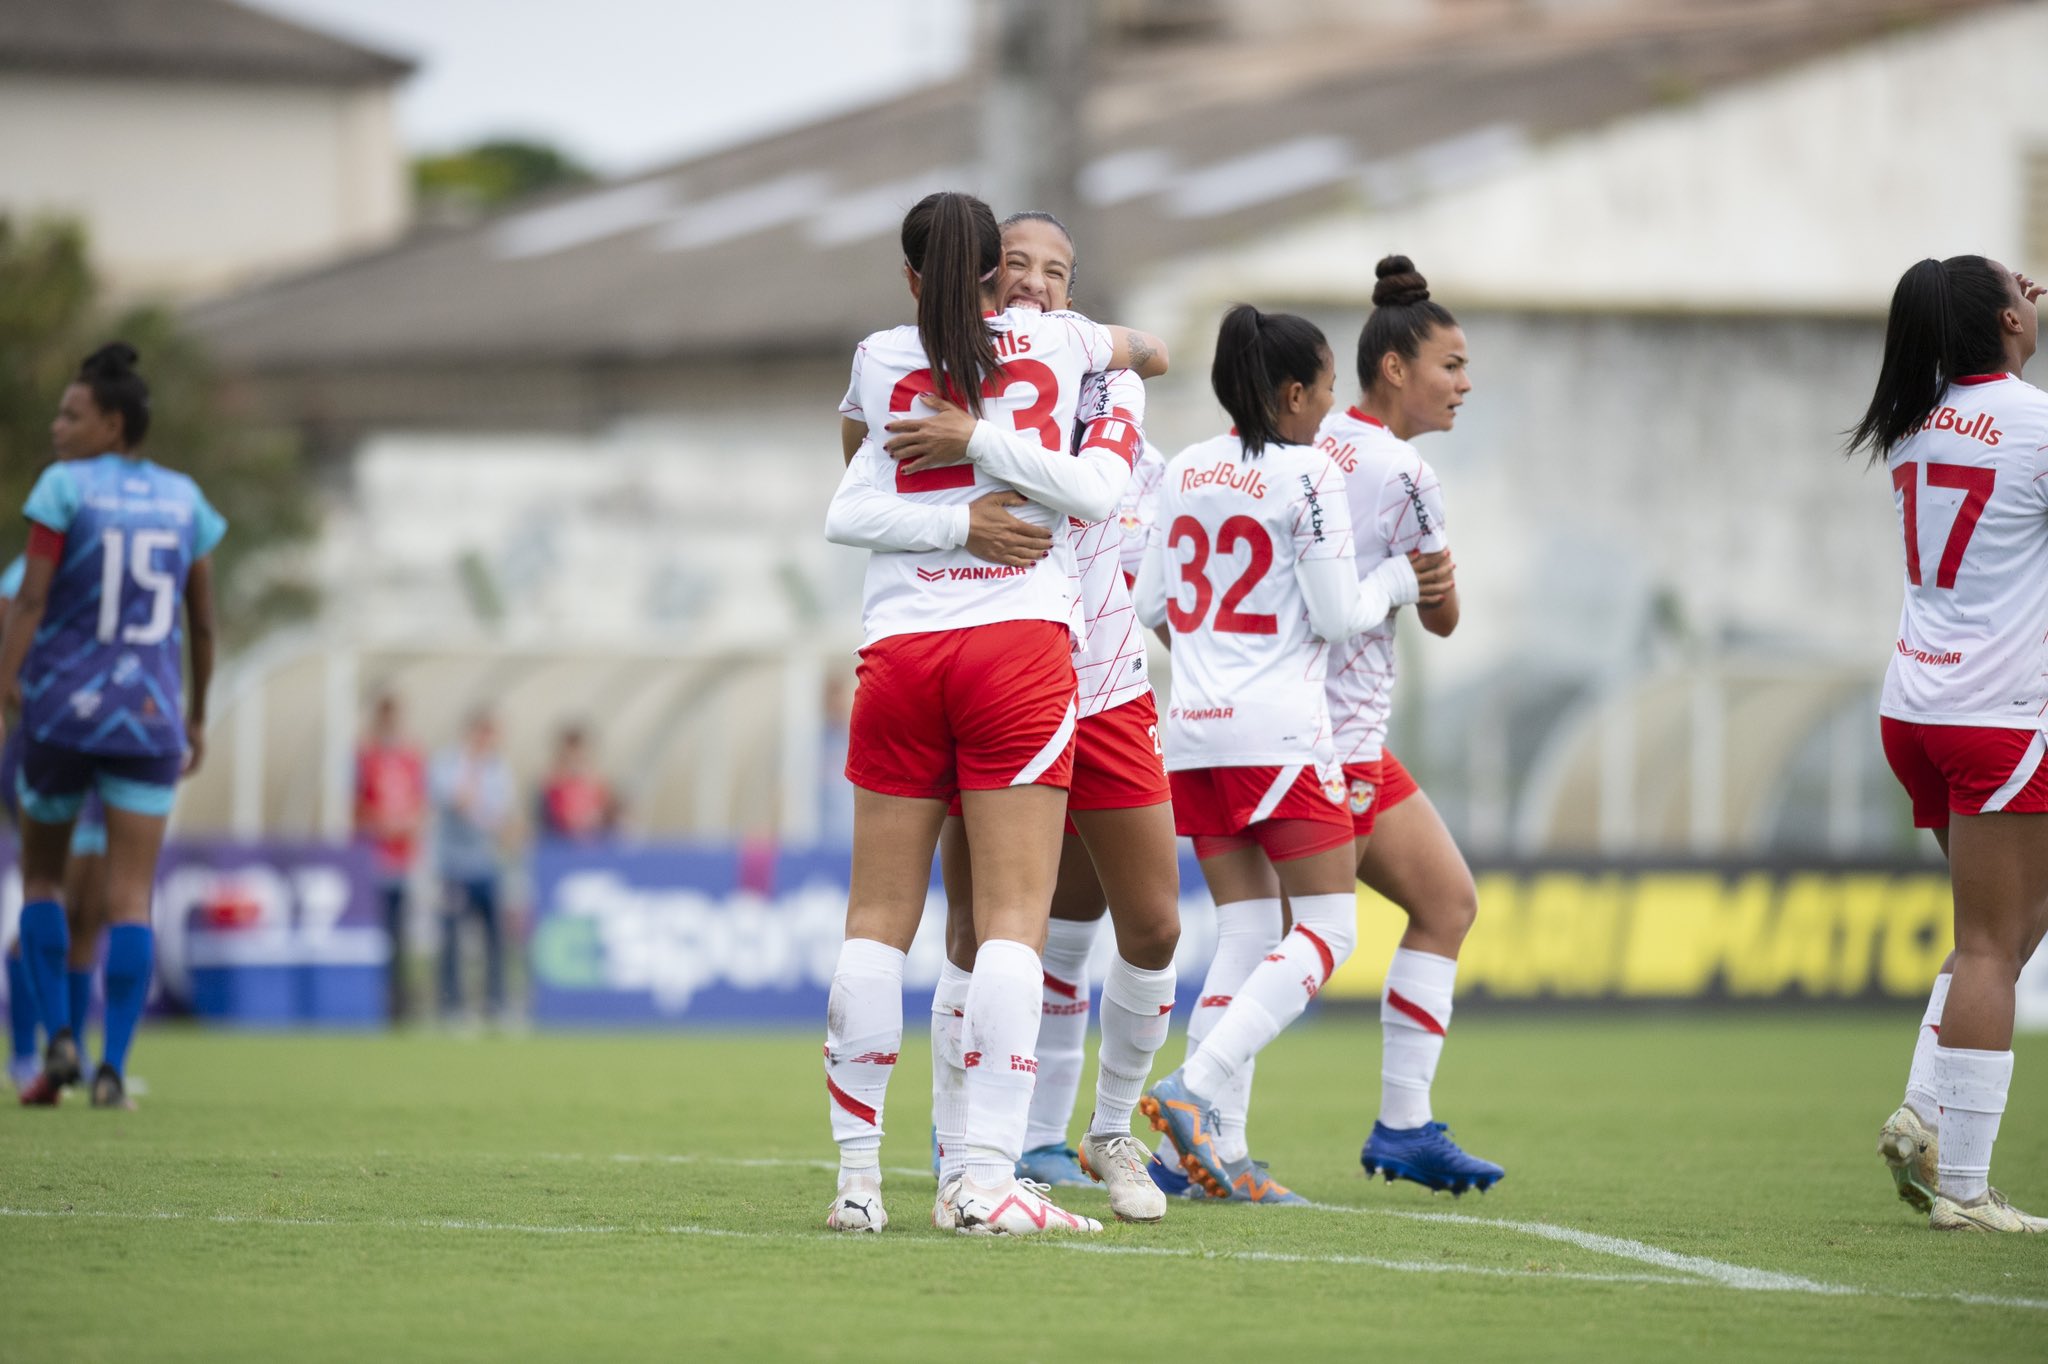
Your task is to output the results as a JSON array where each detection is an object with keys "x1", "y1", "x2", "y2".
[{"x1": 0, "y1": 74, "x2": 407, "y2": 298}]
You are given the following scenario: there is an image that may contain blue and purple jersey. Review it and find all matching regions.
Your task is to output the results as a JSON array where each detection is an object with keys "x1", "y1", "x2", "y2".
[{"x1": 18, "y1": 456, "x2": 225, "y2": 759}]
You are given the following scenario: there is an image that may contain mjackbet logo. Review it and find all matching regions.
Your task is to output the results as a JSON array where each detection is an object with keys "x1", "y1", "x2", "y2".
[{"x1": 531, "y1": 871, "x2": 952, "y2": 1013}]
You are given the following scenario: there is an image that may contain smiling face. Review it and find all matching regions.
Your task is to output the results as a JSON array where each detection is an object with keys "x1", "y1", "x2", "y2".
[
  {"x1": 1387, "y1": 324, "x2": 1472, "y2": 437},
  {"x1": 50, "y1": 382, "x2": 126, "y2": 460},
  {"x1": 997, "y1": 217, "x2": 1075, "y2": 314}
]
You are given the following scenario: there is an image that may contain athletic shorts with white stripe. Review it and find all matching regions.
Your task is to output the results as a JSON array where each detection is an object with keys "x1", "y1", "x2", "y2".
[
  {"x1": 1880, "y1": 718, "x2": 2048, "y2": 828},
  {"x1": 845, "y1": 619, "x2": 1078, "y2": 799}
]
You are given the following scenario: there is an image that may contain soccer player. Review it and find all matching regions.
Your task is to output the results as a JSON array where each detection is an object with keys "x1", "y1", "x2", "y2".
[
  {"x1": 1134, "y1": 305, "x2": 1449, "y2": 1201},
  {"x1": 820, "y1": 190, "x2": 1164, "y2": 1235},
  {"x1": 1851, "y1": 256, "x2": 2048, "y2": 1232},
  {"x1": 0, "y1": 343, "x2": 224, "y2": 1111},
  {"x1": 1318, "y1": 256, "x2": 1503, "y2": 1194},
  {"x1": 849, "y1": 211, "x2": 1181, "y2": 1224}
]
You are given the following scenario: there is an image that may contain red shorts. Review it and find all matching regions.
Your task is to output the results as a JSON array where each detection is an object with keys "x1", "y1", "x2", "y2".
[
  {"x1": 1342, "y1": 750, "x2": 1423, "y2": 837},
  {"x1": 1881, "y1": 717, "x2": 2048, "y2": 828},
  {"x1": 946, "y1": 691, "x2": 1170, "y2": 827},
  {"x1": 846, "y1": 620, "x2": 1077, "y2": 800},
  {"x1": 1172, "y1": 763, "x2": 1353, "y2": 862}
]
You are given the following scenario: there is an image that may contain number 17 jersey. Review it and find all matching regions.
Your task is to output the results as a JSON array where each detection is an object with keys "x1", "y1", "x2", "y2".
[
  {"x1": 1880, "y1": 375, "x2": 2048, "y2": 729},
  {"x1": 20, "y1": 454, "x2": 226, "y2": 757}
]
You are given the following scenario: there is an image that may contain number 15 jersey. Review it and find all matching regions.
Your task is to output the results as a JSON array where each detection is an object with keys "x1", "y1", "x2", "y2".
[
  {"x1": 1144, "y1": 432, "x2": 1356, "y2": 769},
  {"x1": 1879, "y1": 375, "x2": 2048, "y2": 729},
  {"x1": 20, "y1": 454, "x2": 226, "y2": 758}
]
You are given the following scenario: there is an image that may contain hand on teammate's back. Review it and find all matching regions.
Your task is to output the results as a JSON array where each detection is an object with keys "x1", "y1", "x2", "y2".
[
  {"x1": 1409, "y1": 548, "x2": 1455, "y2": 606},
  {"x1": 966, "y1": 491, "x2": 1053, "y2": 567},
  {"x1": 884, "y1": 394, "x2": 976, "y2": 474}
]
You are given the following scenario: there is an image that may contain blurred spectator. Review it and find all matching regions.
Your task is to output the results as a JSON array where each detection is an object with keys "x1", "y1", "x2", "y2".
[
  {"x1": 431, "y1": 708, "x2": 515, "y2": 1022},
  {"x1": 817, "y1": 673, "x2": 854, "y2": 845},
  {"x1": 538, "y1": 724, "x2": 618, "y2": 842},
  {"x1": 354, "y1": 692, "x2": 425, "y2": 1023}
]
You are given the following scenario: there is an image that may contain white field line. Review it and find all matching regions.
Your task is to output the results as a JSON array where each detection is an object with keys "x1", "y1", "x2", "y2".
[{"x1": 5, "y1": 1203, "x2": 2044, "y2": 1313}]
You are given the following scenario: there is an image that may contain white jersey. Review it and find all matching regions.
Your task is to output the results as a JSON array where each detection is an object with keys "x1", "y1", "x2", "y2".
[
  {"x1": 1071, "y1": 369, "x2": 1152, "y2": 717},
  {"x1": 1316, "y1": 407, "x2": 1450, "y2": 762},
  {"x1": 1879, "y1": 374, "x2": 2048, "y2": 728},
  {"x1": 1117, "y1": 439, "x2": 1168, "y2": 584},
  {"x1": 1146, "y1": 432, "x2": 1356, "y2": 769},
  {"x1": 838, "y1": 308, "x2": 1116, "y2": 647}
]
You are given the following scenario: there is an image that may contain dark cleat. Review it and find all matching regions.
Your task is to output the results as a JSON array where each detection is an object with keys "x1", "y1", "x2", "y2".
[
  {"x1": 42, "y1": 1030, "x2": 82, "y2": 1088},
  {"x1": 17, "y1": 1071, "x2": 62, "y2": 1106},
  {"x1": 90, "y1": 1063, "x2": 135, "y2": 1111}
]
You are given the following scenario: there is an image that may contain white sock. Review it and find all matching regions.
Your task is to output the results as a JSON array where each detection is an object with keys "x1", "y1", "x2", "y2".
[
  {"x1": 823, "y1": 937, "x2": 906, "y2": 1183},
  {"x1": 961, "y1": 938, "x2": 1043, "y2": 1187},
  {"x1": 1183, "y1": 893, "x2": 1356, "y2": 1161},
  {"x1": 1165, "y1": 897, "x2": 1280, "y2": 1163},
  {"x1": 1380, "y1": 947, "x2": 1456, "y2": 1131},
  {"x1": 1092, "y1": 954, "x2": 1175, "y2": 1137},
  {"x1": 1024, "y1": 918, "x2": 1096, "y2": 1151},
  {"x1": 1901, "y1": 971, "x2": 1951, "y2": 1124},
  {"x1": 931, "y1": 959, "x2": 972, "y2": 1185},
  {"x1": 1935, "y1": 1045, "x2": 2012, "y2": 1205}
]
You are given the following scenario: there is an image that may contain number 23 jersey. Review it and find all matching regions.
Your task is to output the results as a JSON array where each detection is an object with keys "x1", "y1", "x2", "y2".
[
  {"x1": 1148, "y1": 432, "x2": 1355, "y2": 769},
  {"x1": 20, "y1": 454, "x2": 226, "y2": 757},
  {"x1": 838, "y1": 307, "x2": 1115, "y2": 647},
  {"x1": 1880, "y1": 374, "x2": 2048, "y2": 728}
]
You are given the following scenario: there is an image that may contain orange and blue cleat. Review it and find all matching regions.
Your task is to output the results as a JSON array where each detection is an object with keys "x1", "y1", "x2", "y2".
[{"x1": 1138, "y1": 1069, "x2": 1230, "y2": 1197}]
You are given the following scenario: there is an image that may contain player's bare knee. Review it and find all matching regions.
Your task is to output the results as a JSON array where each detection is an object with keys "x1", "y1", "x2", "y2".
[{"x1": 1113, "y1": 909, "x2": 1179, "y2": 970}]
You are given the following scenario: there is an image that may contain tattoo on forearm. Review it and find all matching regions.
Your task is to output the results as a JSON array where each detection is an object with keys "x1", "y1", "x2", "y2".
[{"x1": 1127, "y1": 333, "x2": 1158, "y2": 371}]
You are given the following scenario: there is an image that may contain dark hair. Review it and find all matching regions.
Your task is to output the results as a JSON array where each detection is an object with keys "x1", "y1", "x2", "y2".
[
  {"x1": 1211, "y1": 304, "x2": 1330, "y2": 455},
  {"x1": 1000, "y1": 210, "x2": 1078, "y2": 295},
  {"x1": 1847, "y1": 256, "x2": 2012, "y2": 461},
  {"x1": 1357, "y1": 255, "x2": 1459, "y2": 393},
  {"x1": 74, "y1": 341, "x2": 150, "y2": 446},
  {"x1": 901, "y1": 192, "x2": 1001, "y2": 416}
]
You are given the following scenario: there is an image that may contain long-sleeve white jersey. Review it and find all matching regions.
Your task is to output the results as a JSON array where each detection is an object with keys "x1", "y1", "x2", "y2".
[
  {"x1": 1116, "y1": 439, "x2": 1168, "y2": 584},
  {"x1": 1879, "y1": 374, "x2": 2048, "y2": 728},
  {"x1": 1134, "y1": 432, "x2": 1419, "y2": 770},
  {"x1": 1316, "y1": 406, "x2": 1451, "y2": 762},
  {"x1": 1070, "y1": 369, "x2": 1153, "y2": 716},
  {"x1": 828, "y1": 308, "x2": 1118, "y2": 648}
]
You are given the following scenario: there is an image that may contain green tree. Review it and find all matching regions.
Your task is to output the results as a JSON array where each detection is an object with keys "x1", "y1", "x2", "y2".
[
  {"x1": 0, "y1": 216, "x2": 318, "y2": 643},
  {"x1": 413, "y1": 139, "x2": 594, "y2": 218}
]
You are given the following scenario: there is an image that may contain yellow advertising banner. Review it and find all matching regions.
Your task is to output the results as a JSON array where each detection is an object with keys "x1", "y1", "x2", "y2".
[{"x1": 1326, "y1": 868, "x2": 1956, "y2": 1002}]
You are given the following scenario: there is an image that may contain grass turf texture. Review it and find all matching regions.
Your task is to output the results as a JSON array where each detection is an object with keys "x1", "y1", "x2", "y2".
[{"x1": 3, "y1": 1013, "x2": 2044, "y2": 1362}]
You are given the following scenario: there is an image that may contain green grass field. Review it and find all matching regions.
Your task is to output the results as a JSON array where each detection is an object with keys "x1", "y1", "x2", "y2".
[{"x1": 4, "y1": 1011, "x2": 2045, "y2": 1362}]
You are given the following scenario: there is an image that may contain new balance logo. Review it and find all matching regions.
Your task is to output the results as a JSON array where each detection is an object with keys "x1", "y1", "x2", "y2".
[
  {"x1": 963, "y1": 1051, "x2": 982, "y2": 1069},
  {"x1": 1197, "y1": 994, "x2": 1232, "y2": 1009},
  {"x1": 1302, "y1": 975, "x2": 1320, "y2": 1000},
  {"x1": 847, "y1": 1051, "x2": 899, "y2": 1066},
  {"x1": 1010, "y1": 1055, "x2": 1037, "y2": 1074},
  {"x1": 1264, "y1": 953, "x2": 1286, "y2": 963}
]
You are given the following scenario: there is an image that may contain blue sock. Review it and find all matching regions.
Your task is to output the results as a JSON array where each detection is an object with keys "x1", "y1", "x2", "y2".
[
  {"x1": 6, "y1": 952, "x2": 36, "y2": 1062},
  {"x1": 67, "y1": 969, "x2": 93, "y2": 1048},
  {"x1": 18, "y1": 901, "x2": 70, "y2": 1040},
  {"x1": 101, "y1": 925, "x2": 153, "y2": 1078}
]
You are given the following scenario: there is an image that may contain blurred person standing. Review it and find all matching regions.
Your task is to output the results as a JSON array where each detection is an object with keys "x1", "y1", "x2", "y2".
[
  {"x1": 354, "y1": 692, "x2": 426, "y2": 1022},
  {"x1": 537, "y1": 723, "x2": 617, "y2": 843},
  {"x1": 431, "y1": 709, "x2": 515, "y2": 1023}
]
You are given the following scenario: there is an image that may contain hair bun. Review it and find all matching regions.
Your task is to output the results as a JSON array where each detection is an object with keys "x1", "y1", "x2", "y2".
[
  {"x1": 1372, "y1": 254, "x2": 1430, "y2": 308},
  {"x1": 81, "y1": 341, "x2": 139, "y2": 376}
]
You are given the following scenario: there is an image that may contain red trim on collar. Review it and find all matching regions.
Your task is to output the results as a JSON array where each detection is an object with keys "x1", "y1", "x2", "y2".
[
  {"x1": 1953, "y1": 373, "x2": 2012, "y2": 386},
  {"x1": 1346, "y1": 406, "x2": 1387, "y2": 428}
]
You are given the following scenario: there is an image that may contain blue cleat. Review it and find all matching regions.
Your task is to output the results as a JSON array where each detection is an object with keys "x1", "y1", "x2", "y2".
[
  {"x1": 1138, "y1": 1068, "x2": 1231, "y2": 1198},
  {"x1": 1145, "y1": 1153, "x2": 1204, "y2": 1200},
  {"x1": 1219, "y1": 1157, "x2": 1309, "y2": 1205},
  {"x1": 1360, "y1": 1120, "x2": 1504, "y2": 1195},
  {"x1": 1016, "y1": 1143, "x2": 1090, "y2": 1188}
]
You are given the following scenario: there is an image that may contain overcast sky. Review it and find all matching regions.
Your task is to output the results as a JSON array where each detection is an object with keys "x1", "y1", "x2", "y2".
[{"x1": 244, "y1": 0, "x2": 975, "y2": 175}]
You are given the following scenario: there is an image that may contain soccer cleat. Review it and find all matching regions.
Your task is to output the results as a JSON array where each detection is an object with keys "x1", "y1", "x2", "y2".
[
  {"x1": 16, "y1": 1070, "x2": 62, "y2": 1106},
  {"x1": 7, "y1": 1055, "x2": 38, "y2": 1092},
  {"x1": 1360, "y1": 1120, "x2": 1504, "y2": 1195},
  {"x1": 1138, "y1": 1068, "x2": 1232, "y2": 1198},
  {"x1": 1219, "y1": 1156, "x2": 1309, "y2": 1205},
  {"x1": 1877, "y1": 1105, "x2": 1939, "y2": 1213},
  {"x1": 825, "y1": 1174, "x2": 888, "y2": 1233},
  {"x1": 1078, "y1": 1132, "x2": 1167, "y2": 1223},
  {"x1": 1928, "y1": 1188, "x2": 2048, "y2": 1233},
  {"x1": 1145, "y1": 1154, "x2": 1203, "y2": 1200},
  {"x1": 90, "y1": 1064, "x2": 135, "y2": 1111},
  {"x1": 933, "y1": 1174, "x2": 962, "y2": 1231},
  {"x1": 41, "y1": 1029, "x2": 82, "y2": 1089},
  {"x1": 948, "y1": 1175, "x2": 1102, "y2": 1236},
  {"x1": 1017, "y1": 1143, "x2": 1090, "y2": 1188}
]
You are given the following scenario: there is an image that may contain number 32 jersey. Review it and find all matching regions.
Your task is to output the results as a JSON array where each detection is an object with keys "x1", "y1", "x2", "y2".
[
  {"x1": 838, "y1": 308, "x2": 1115, "y2": 647},
  {"x1": 20, "y1": 454, "x2": 226, "y2": 757},
  {"x1": 1880, "y1": 374, "x2": 2048, "y2": 728},
  {"x1": 1146, "y1": 432, "x2": 1355, "y2": 769}
]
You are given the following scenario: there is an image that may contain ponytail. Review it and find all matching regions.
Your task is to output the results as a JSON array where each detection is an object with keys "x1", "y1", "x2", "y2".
[
  {"x1": 1210, "y1": 303, "x2": 1329, "y2": 455},
  {"x1": 1848, "y1": 255, "x2": 2010, "y2": 461},
  {"x1": 901, "y1": 192, "x2": 1001, "y2": 416}
]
